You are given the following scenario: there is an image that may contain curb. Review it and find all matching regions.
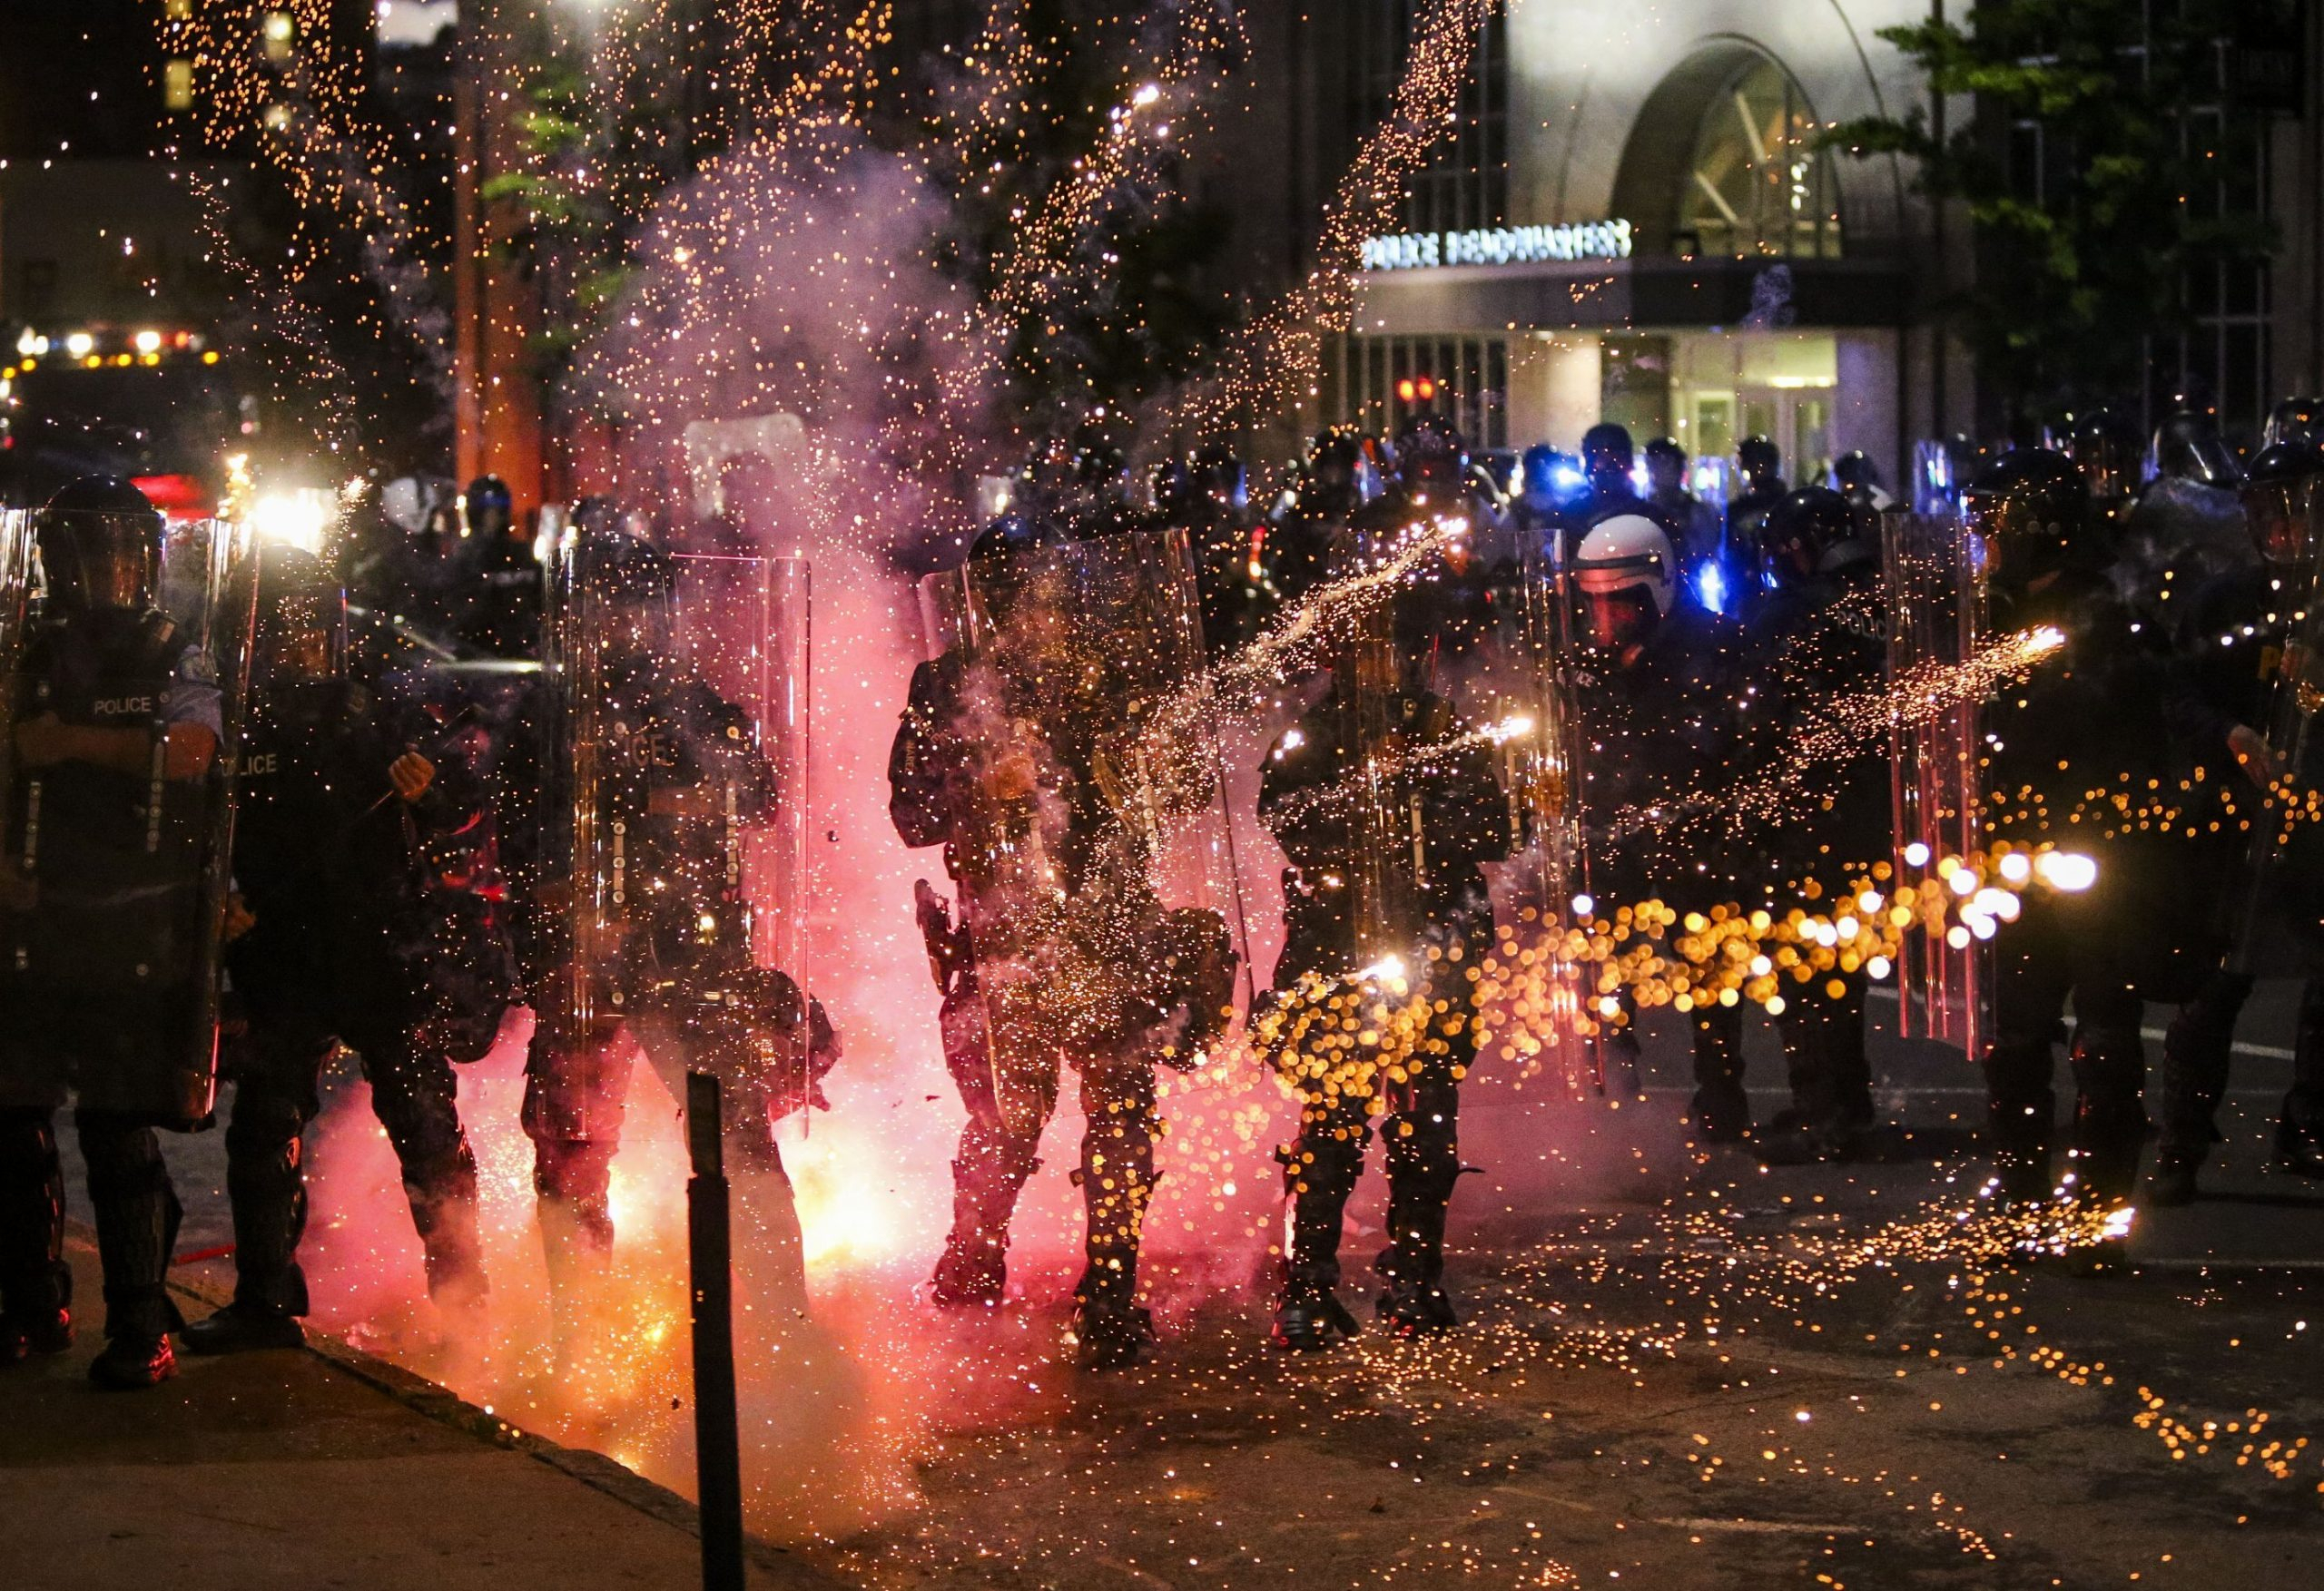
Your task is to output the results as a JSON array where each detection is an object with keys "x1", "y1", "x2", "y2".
[{"x1": 71, "y1": 1231, "x2": 848, "y2": 1589}]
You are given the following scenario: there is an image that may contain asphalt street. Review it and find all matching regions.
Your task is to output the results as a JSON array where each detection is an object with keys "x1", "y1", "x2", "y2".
[{"x1": 41, "y1": 977, "x2": 2324, "y2": 1588}]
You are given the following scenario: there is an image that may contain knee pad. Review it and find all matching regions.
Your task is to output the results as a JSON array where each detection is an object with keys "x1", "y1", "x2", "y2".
[
  {"x1": 533, "y1": 1139, "x2": 616, "y2": 1207},
  {"x1": 225, "y1": 1086, "x2": 312, "y2": 1165},
  {"x1": 1279, "y1": 1132, "x2": 1364, "y2": 1201},
  {"x1": 75, "y1": 1115, "x2": 170, "y2": 1200},
  {"x1": 1383, "y1": 1118, "x2": 1460, "y2": 1201}
]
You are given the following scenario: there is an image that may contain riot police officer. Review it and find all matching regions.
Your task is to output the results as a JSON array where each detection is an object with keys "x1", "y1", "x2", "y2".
[
  {"x1": 513, "y1": 532, "x2": 835, "y2": 1326},
  {"x1": 1725, "y1": 435, "x2": 1787, "y2": 600},
  {"x1": 182, "y1": 548, "x2": 511, "y2": 1352},
  {"x1": 1644, "y1": 436, "x2": 1724, "y2": 581},
  {"x1": 2155, "y1": 436, "x2": 2324, "y2": 1199},
  {"x1": 1970, "y1": 449, "x2": 2197, "y2": 1245},
  {"x1": 1265, "y1": 428, "x2": 1379, "y2": 615},
  {"x1": 1828, "y1": 451, "x2": 1894, "y2": 515},
  {"x1": 459, "y1": 475, "x2": 538, "y2": 658},
  {"x1": 1566, "y1": 513, "x2": 1773, "y2": 1139},
  {"x1": 2057, "y1": 409, "x2": 2143, "y2": 516},
  {"x1": 2117, "y1": 406, "x2": 2252, "y2": 624},
  {"x1": 1151, "y1": 445, "x2": 1261, "y2": 654},
  {"x1": 1258, "y1": 637, "x2": 1507, "y2": 1346},
  {"x1": 0, "y1": 478, "x2": 238, "y2": 1388},
  {"x1": 891, "y1": 522, "x2": 1235, "y2": 1369},
  {"x1": 1748, "y1": 487, "x2": 1887, "y2": 1163}
]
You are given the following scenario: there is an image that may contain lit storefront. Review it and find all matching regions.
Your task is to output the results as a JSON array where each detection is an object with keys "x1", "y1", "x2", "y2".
[{"x1": 1331, "y1": 3, "x2": 1945, "y2": 489}]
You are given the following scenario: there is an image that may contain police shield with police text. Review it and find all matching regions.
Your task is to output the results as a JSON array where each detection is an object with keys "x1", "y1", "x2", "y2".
[
  {"x1": 894, "y1": 525, "x2": 1241, "y2": 1370},
  {"x1": 523, "y1": 531, "x2": 833, "y2": 1333},
  {"x1": 0, "y1": 479, "x2": 256, "y2": 1388},
  {"x1": 182, "y1": 547, "x2": 514, "y2": 1353},
  {"x1": 1256, "y1": 534, "x2": 1508, "y2": 1349}
]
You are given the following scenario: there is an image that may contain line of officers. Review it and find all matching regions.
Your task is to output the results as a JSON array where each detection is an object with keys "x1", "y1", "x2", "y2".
[
  {"x1": 891, "y1": 398, "x2": 2324, "y2": 1360},
  {"x1": 0, "y1": 477, "x2": 835, "y2": 1390},
  {"x1": 883, "y1": 417, "x2": 1905, "y2": 1359},
  {"x1": 6, "y1": 388, "x2": 2322, "y2": 1390}
]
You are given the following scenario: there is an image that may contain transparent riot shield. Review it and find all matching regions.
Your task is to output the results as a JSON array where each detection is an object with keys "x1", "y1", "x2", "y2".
[
  {"x1": 912, "y1": 528, "x2": 1249, "y2": 1134},
  {"x1": 542, "y1": 536, "x2": 823, "y2": 1156},
  {"x1": 1502, "y1": 517, "x2": 1593, "y2": 1086},
  {"x1": 1882, "y1": 506, "x2": 1986, "y2": 1056},
  {"x1": 0, "y1": 513, "x2": 259, "y2": 1124},
  {"x1": 2227, "y1": 483, "x2": 2324, "y2": 975}
]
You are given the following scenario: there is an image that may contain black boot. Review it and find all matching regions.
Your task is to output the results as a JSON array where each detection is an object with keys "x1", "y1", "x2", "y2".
[
  {"x1": 1689, "y1": 1007, "x2": 1751, "y2": 1143},
  {"x1": 79, "y1": 1114, "x2": 184, "y2": 1390},
  {"x1": 182, "y1": 1301, "x2": 304, "y2": 1355},
  {"x1": 2274, "y1": 1117, "x2": 2324, "y2": 1178},
  {"x1": 222, "y1": 1080, "x2": 313, "y2": 1318},
  {"x1": 1069, "y1": 1285, "x2": 1154, "y2": 1371},
  {"x1": 2148, "y1": 1149, "x2": 2202, "y2": 1208},
  {"x1": 1375, "y1": 1154, "x2": 1460, "y2": 1336},
  {"x1": 930, "y1": 1140, "x2": 1037, "y2": 1309},
  {"x1": 1982, "y1": 1041, "x2": 2058, "y2": 1206},
  {"x1": 89, "y1": 1329, "x2": 176, "y2": 1390},
  {"x1": 1271, "y1": 1284, "x2": 1360, "y2": 1350},
  {"x1": 409, "y1": 1145, "x2": 489, "y2": 1313}
]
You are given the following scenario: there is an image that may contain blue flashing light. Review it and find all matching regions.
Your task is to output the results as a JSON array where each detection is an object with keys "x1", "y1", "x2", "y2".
[{"x1": 1695, "y1": 561, "x2": 1727, "y2": 614}]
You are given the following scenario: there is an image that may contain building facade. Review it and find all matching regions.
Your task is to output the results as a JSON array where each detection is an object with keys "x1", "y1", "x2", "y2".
[{"x1": 1232, "y1": 0, "x2": 2324, "y2": 485}]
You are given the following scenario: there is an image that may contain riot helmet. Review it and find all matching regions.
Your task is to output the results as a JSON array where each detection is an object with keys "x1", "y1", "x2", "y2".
[
  {"x1": 1073, "y1": 438, "x2": 1129, "y2": 494},
  {"x1": 253, "y1": 545, "x2": 349, "y2": 691},
  {"x1": 1571, "y1": 513, "x2": 1676, "y2": 653},
  {"x1": 1147, "y1": 457, "x2": 1195, "y2": 521},
  {"x1": 36, "y1": 476, "x2": 163, "y2": 614},
  {"x1": 1393, "y1": 416, "x2": 1467, "y2": 499},
  {"x1": 2059, "y1": 408, "x2": 2143, "y2": 505},
  {"x1": 587, "y1": 530, "x2": 677, "y2": 659},
  {"x1": 1830, "y1": 451, "x2": 1879, "y2": 494},
  {"x1": 1520, "y1": 443, "x2": 1562, "y2": 504},
  {"x1": 1965, "y1": 447, "x2": 2093, "y2": 594},
  {"x1": 1581, "y1": 423, "x2": 1636, "y2": 497},
  {"x1": 2150, "y1": 404, "x2": 2243, "y2": 489},
  {"x1": 1299, "y1": 427, "x2": 1375, "y2": 517},
  {"x1": 2263, "y1": 397, "x2": 2324, "y2": 451},
  {"x1": 1761, "y1": 486, "x2": 1855, "y2": 589},
  {"x1": 2240, "y1": 439, "x2": 2324, "y2": 572},
  {"x1": 1188, "y1": 443, "x2": 1248, "y2": 511},
  {"x1": 1643, "y1": 437, "x2": 1689, "y2": 502},
  {"x1": 463, "y1": 475, "x2": 514, "y2": 542},
  {"x1": 1737, "y1": 436, "x2": 1783, "y2": 494}
]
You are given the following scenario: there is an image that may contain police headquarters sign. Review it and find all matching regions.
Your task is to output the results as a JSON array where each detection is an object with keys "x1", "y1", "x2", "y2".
[{"x1": 1359, "y1": 220, "x2": 1635, "y2": 272}]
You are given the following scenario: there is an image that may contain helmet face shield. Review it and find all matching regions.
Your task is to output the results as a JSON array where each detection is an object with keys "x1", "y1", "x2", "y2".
[
  {"x1": 2243, "y1": 472, "x2": 2320, "y2": 570},
  {"x1": 258, "y1": 589, "x2": 349, "y2": 688},
  {"x1": 2152, "y1": 412, "x2": 2243, "y2": 488},
  {"x1": 1967, "y1": 497, "x2": 2073, "y2": 590},
  {"x1": 1580, "y1": 580, "x2": 1659, "y2": 651},
  {"x1": 1571, "y1": 513, "x2": 1677, "y2": 649},
  {"x1": 36, "y1": 509, "x2": 159, "y2": 613}
]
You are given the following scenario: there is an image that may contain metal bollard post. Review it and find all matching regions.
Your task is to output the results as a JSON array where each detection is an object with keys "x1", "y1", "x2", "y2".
[{"x1": 687, "y1": 1071, "x2": 745, "y2": 1591}]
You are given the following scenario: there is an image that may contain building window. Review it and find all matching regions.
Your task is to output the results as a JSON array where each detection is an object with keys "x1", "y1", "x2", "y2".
[
  {"x1": 1350, "y1": 2, "x2": 1508, "y2": 234},
  {"x1": 1327, "y1": 333, "x2": 1509, "y2": 451},
  {"x1": 1674, "y1": 56, "x2": 1842, "y2": 260},
  {"x1": 262, "y1": 10, "x2": 296, "y2": 67},
  {"x1": 163, "y1": 59, "x2": 195, "y2": 112},
  {"x1": 2148, "y1": 80, "x2": 2272, "y2": 443}
]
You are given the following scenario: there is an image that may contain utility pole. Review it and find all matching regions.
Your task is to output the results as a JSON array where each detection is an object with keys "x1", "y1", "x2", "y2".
[
  {"x1": 686, "y1": 1072, "x2": 746, "y2": 1591},
  {"x1": 1929, "y1": 0, "x2": 1948, "y2": 443}
]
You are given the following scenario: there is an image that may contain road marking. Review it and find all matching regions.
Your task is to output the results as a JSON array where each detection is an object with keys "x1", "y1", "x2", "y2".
[
  {"x1": 1650, "y1": 1517, "x2": 1868, "y2": 1536},
  {"x1": 1864, "y1": 987, "x2": 2298, "y2": 1060}
]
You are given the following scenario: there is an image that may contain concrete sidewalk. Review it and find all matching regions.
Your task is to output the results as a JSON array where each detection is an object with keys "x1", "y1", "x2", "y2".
[{"x1": 0, "y1": 1242, "x2": 833, "y2": 1591}]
